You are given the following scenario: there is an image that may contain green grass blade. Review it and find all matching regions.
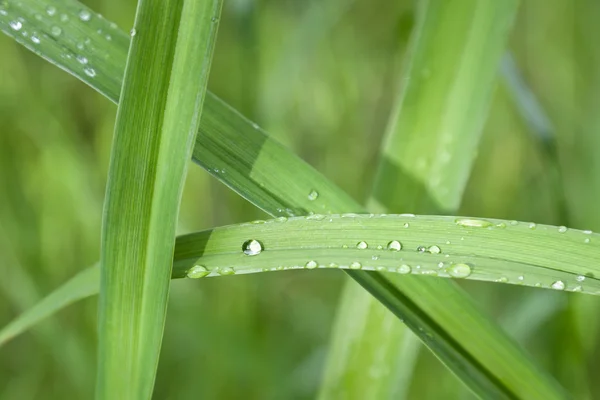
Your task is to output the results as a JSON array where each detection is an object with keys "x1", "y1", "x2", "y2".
[
  {"x1": 323, "y1": 1, "x2": 522, "y2": 398},
  {"x1": 0, "y1": 266, "x2": 99, "y2": 346},
  {"x1": 97, "y1": 0, "x2": 222, "y2": 398},
  {"x1": 0, "y1": 1, "x2": 566, "y2": 398}
]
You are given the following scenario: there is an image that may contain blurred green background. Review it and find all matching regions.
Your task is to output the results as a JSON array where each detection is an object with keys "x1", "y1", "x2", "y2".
[{"x1": 1, "y1": 0, "x2": 599, "y2": 398}]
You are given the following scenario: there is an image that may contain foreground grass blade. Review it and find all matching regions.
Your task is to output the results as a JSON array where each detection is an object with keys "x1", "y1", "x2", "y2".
[
  {"x1": 323, "y1": 1, "x2": 520, "y2": 398},
  {"x1": 0, "y1": 1, "x2": 565, "y2": 398},
  {"x1": 97, "y1": 0, "x2": 222, "y2": 398}
]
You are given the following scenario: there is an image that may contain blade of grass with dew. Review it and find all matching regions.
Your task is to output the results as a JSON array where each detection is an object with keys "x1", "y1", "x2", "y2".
[
  {"x1": 322, "y1": 1, "x2": 525, "y2": 398},
  {"x1": 3, "y1": 213, "x2": 600, "y2": 349},
  {"x1": 0, "y1": 1, "x2": 566, "y2": 397},
  {"x1": 96, "y1": 0, "x2": 222, "y2": 398}
]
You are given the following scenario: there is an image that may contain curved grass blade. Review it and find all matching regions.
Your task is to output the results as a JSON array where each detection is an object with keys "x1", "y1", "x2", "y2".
[
  {"x1": 96, "y1": 0, "x2": 222, "y2": 398},
  {"x1": 0, "y1": 1, "x2": 566, "y2": 398}
]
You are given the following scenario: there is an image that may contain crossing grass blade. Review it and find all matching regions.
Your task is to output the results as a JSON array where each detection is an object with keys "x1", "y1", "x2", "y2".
[
  {"x1": 96, "y1": 0, "x2": 222, "y2": 398},
  {"x1": 0, "y1": 1, "x2": 567, "y2": 398},
  {"x1": 322, "y1": 1, "x2": 525, "y2": 398}
]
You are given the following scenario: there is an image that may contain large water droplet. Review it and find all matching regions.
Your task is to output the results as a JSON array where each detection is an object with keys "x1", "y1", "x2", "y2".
[
  {"x1": 9, "y1": 20, "x2": 22, "y2": 31},
  {"x1": 50, "y1": 26, "x2": 62, "y2": 36},
  {"x1": 187, "y1": 265, "x2": 209, "y2": 279},
  {"x1": 217, "y1": 266, "x2": 235, "y2": 276},
  {"x1": 551, "y1": 280, "x2": 565, "y2": 290},
  {"x1": 308, "y1": 189, "x2": 319, "y2": 201},
  {"x1": 558, "y1": 226, "x2": 567, "y2": 233},
  {"x1": 428, "y1": 245, "x2": 441, "y2": 254},
  {"x1": 398, "y1": 264, "x2": 411, "y2": 274},
  {"x1": 305, "y1": 260, "x2": 317, "y2": 269},
  {"x1": 242, "y1": 239, "x2": 263, "y2": 256},
  {"x1": 84, "y1": 67, "x2": 96, "y2": 77},
  {"x1": 79, "y1": 9, "x2": 91, "y2": 21},
  {"x1": 455, "y1": 218, "x2": 493, "y2": 228},
  {"x1": 350, "y1": 261, "x2": 362, "y2": 270},
  {"x1": 387, "y1": 240, "x2": 402, "y2": 251},
  {"x1": 447, "y1": 263, "x2": 471, "y2": 278},
  {"x1": 356, "y1": 241, "x2": 368, "y2": 250}
]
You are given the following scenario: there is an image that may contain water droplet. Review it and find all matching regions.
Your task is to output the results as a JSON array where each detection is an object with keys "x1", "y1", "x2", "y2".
[
  {"x1": 551, "y1": 281, "x2": 565, "y2": 290},
  {"x1": 305, "y1": 260, "x2": 318, "y2": 269},
  {"x1": 308, "y1": 190, "x2": 319, "y2": 201},
  {"x1": 421, "y1": 270, "x2": 438, "y2": 276},
  {"x1": 275, "y1": 216, "x2": 287, "y2": 222},
  {"x1": 50, "y1": 26, "x2": 62, "y2": 36},
  {"x1": 584, "y1": 238, "x2": 591, "y2": 244},
  {"x1": 496, "y1": 222, "x2": 506, "y2": 229},
  {"x1": 437, "y1": 262, "x2": 445, "y2": 268},
  {"x1": 9, "y1": 20, "x2": 22, "y2": 31},
  {"x1": 403, "y1": 222, "x2": 410, "y2": 228},
  {"x1": 130, "y1": 28, "x2": 137, "y2": 37},
  {"x1": 387, "y1": 240, "x2": 402, "y2": 251},
  {"x1": 447, "y1": 263, "x2": 472, "y2": 278},
  {"x1": 428, "y1": 245, "x2": 441, "y2": 254},
  {"x1": 342, "y1": 244, "x2": 348, "y2": 249},
  {"x1": 306, "y1": 214, "x2": 325, "y2": 221},
  {"x1": 105, "y1": 34, "x2": 112, "y2": 41},
  {"x1": 218, "y1": 266, "x2": 235, "y2": 276},
  {"x1": 46, "y1": 6, "x2": 57, "y2": 16},
  {"x1": 572, "y1": 286, "x2": 583, "y2": 292},
  {"x1": 372, "y1": 255, "x2": 380, "y2": 261},
  {"x1": 558, "y1": 226, "x2": 567, "y2": 233},
  {"x1": 400, "y1": 213, "x2": 416, "y2": 217},
  {"x1": 76, "y1": 55, "x2": 88, "y2": 64},
  {"x1": 187, "y1": 265, "x2": 209, "y2": 279},
  {"x1": 496, "y1": 276, "x2": 508, "y2": 283},
  {"x1": 79, "y1": 9, "x2": 91, "y2": 21},
  {"x1": 350, "y1": 261, "x2": 362, "y2": 270},
  {"x1": 583, "y1": 230, "x2": 592, "y2": 235},
  {"x1": 84, "y1": 67, "x2": 96, "y2": 77},
  {"x1": 510, "y1": 220, "x2": 518, "y2": 226},
  {"x1": 328, "y1": 262, "x2": 339, "y2": 268},
  {"x1": 0, "y1": 9, "x2": 7, "y2": 17},
  {"x1": 356, "y1": 241, "x2": 368, "y2": 250},
  {"x1": 417, "y1": 246, "x2": 427, "y2": 253},
  {"x1": 455, "y1": 218, "x2": 493, "y2": 228},
  {"x1": 211, "y1": 16, "x2": 219, "y2": 22},
  {"x1": 576, "y1": 275, "x2": 585, "y2": 282},
  {"x1": 398, "y1": 264, "x2": 411, "y2": 274},
  {"x1": 31, "y1": 34, "x2": 40, "y2": 44},
  {"x1": 60, "y1": 14, "x2": 69, "y2": 22},
  {"x1": 376, "y1": 266, "x2": 386, "y2": 271},
  {"x1": 242, "y1": 239, "x2": 263, "y2": 256},
  {"x1": 518, "y1": 275, "x2": 524, "y2": 281},
  {"x1": 529, "y1": 223, "x2": 536, "y2": 229}
]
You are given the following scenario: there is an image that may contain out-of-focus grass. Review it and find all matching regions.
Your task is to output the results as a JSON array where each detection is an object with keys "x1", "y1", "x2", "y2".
[{"x1": 0, "y1": 0, "x2": 598, "y2": 399}]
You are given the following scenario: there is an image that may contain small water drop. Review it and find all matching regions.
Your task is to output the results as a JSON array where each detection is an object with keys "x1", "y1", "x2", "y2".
[
  {"x1": 584, "y1": 238, "x2": 591, "y2": 244},
  {"x1": 428, "y1": 245, "x2": 441, "y2": 254},
  {"x1": 510, "y1": 220, "x2": 518, "y2": 226},
  {"x1": 46, "y1": 6, "x2": 57, "y2": 16},
  {"x1": 398, "y1": 264, "x2": 411, "y2": 274},
  {"x1": 105, "y1": 34, "x2": 112, "y2": 41},
  {"x1": 497, "y1": 277, "x2": 508, "y2": 283},
  {"x1": 50, "y1": 26, "x2": 62, "y2": 36},
  {"x1": 9, "y1": 20, "x2": 22, "y2": 31},
  {"x1": 399, "y1": 213, "x2": 416, "y2": 217},
  {"x1": 496, "y1": 222, "x2": 506, "y2": 229},
  {"x1": 306, "y1": 214, "x2": 325, "y2": 221},
  {"x1": 308, "y1": 190, "x2": 319, "y2": 201},
  {"x1": 275, "y1": 216, "x2": 288, "y2": 223},
  {"x1": 211, "y1": 16, "x2": 219, "y2": 22},
  {"x1": 0, "y1": 9, "x2": 7, "y2": 17},
  {"x1": 79, "y1": 9, "x2": 91, "y2": 21},
  {"x1": 551, "y1": 280, "x2": 565, "y2": 290},
  {"x1": 529, "y1": 223, "x2": 536, "y2": 229},
  {"x1": 130, "y1": 28, "x2": 137, "y2": 37},
  {"x1": 187, "y1": 265, "x2": 209, "y2": 279},
  {"x1": 518, "y1": 275, "x2": 524, "y2": 281},
  {"x1": 84, "y1": 67, "x2": 96, "y2": 77},
  {"x1": 422, "y1": 270, "x2": 438, "y2": 276},
  {"x1": 372, "y1": 255, "x2": 379, "y2": 261},
  {"x1": 350, "y1": 261, "x2": 362, "y2": 270},
  {"x1": 572, "y1": 286, "x2": 583, "y2": 292},
  {"x1": 60, "y1": 14, "x2": 69, "y2": 22},
  {"x1": 558, "y1": 226, "x2": 567, "y2": 233},
  {"x1": 576, "y1": 275, "x2": 586, "y2": 282},
  {"x1": 356, "y1": 241, "x2": 368, "y2": 250},
  {"x1": 76, "y1": 55, "x2": 88, "y2": 64},
  {"x1": 403, "y1": 222, "x2": 410, "y2": 228},
  {"x1": 447, "y1": 263, "x2": 472, "y2": 278},
  {"x1": 305, "y1": 260, "x2": 318, "y2": 269},
  {"x1": 417, "y1": 246, "x2": 427, "y2": 253},
  {"x1": 328, "y1": 262, "x2": 339, "y2": 268},
  {"x1": 387, "y1": 240, "x2": 402, "y2": 251},
  {"x1": 31, "y1": 34, "x2": 41, "y2": 44},
  {"x1": 376, "y1": 266, "x2": 386, "y2": 271},
  {"x1": 242, "y1": 239, "x2": 263, "y2": 256},
  {"x1": 455, "y1": 218, "x2": 493, "y2": 228},
  {"x1": 583, "y1": 230, "x2": 592, "y2": 235},
  {"x1": 218, "y1": 266, "x2": 235, "y2": 276}
]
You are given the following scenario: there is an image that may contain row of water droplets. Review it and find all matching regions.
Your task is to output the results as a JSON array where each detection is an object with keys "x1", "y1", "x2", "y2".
[
  {"x1": 455, "y1": 217, "x2": 596, "y2": 292},
  {"x1": 0, "y1": 3, "x2": 122, "y2": 79}
]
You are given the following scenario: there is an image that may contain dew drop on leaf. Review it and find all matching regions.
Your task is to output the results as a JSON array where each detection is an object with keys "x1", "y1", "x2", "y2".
[
  {"x1": 79, "y1": 9, "x2": 91, "y2": 21},
  {"x1": 242, "y1": 239, "x2": 263, "y2": 256},
  {"x1": 305, "y1": 260, "x2": 318, "y2": 269},
  {"x1": 307, "y1": 189, "x2": 319, "y2": 201},
  {"x1": 350, "y1": 261, "x2": 362, "y2": 270},
  {"x1": 217, "y1": 267, "x2": 235, "y2": 276},
  {"x1": 387, "y1": 240, "x2": 402, "y2": 251},
  {"x1": 398, "y1": 264, "x2": 411, "y2": 274},
  {"x1": 187, "y1": 265, "x2": 209, "y2": 279},
  {"x1": 455, "y1": 218, "x2": 493, "y2": 228},
  {"x1": 447, "y1": 263, "x2": 472, "y2": 278},
  {"x1": 551, "y1": 280, "x2": 565, "y2": 290},
  {"x1": 356, "y1": 241, "x2": 368, "y2": 250}
]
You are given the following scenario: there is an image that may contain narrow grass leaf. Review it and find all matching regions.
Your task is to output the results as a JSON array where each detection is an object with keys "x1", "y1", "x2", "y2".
[{"x1": 96, "y1": 0, "x2": 222, "y2": 398}]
